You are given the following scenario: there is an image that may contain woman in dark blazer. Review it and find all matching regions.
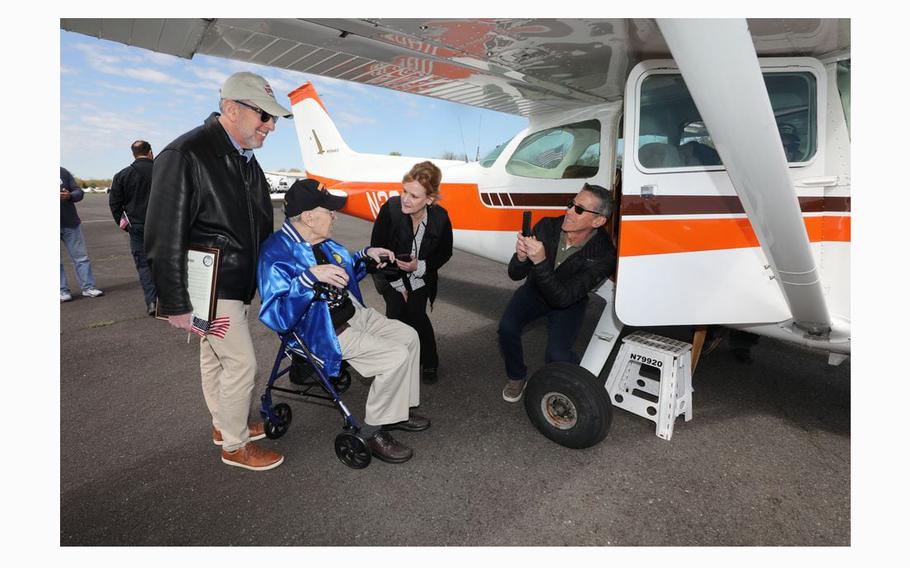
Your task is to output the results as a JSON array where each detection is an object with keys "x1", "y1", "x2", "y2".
[{"x1": 371, "y1": 161, "x2": 453, "y2": 384}]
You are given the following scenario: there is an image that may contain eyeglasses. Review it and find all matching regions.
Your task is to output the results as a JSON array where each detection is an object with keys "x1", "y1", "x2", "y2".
[
  {"x1": 233, "y1": 100, "x2": 278, "y2": 123},
  {"x1": 567, "y1": 199, "x2": 604, "y2": 216}
]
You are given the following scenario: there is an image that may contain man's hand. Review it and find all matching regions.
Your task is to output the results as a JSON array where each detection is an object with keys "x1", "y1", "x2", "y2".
[
  {"x1": 515, "y1": 233, "x2": 529, "y2": 262},
  {"x1": 167, "y1": 312, "x2": 194, "y2": 331},
  {"x1": 366, "y1": 247, "x2": 395, "y2": 268},
  {"x1": 396, "y1": 256, "x2": 418, "y2": 273},
  {"x1": 60, "y1": 190, "x2": 71, "y2": 201},
  {"x1": 309, "y1": 264, "x2": 349, "y2": 288},
  {"x1": 524, "y1": 236, "x2": 546, "y2": 265}
]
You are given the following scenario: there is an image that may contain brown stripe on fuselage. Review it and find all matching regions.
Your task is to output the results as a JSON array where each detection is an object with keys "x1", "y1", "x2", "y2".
[
  {"x1": 620, "y1": 195, "x2": 851, "y2": 216},
  {"x1": 504, "y1": 193, "x2": 570, "y2": 207}
]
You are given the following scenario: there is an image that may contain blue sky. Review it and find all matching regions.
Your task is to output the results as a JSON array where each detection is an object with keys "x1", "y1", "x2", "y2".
[{"x1": 60, "y1": 30, "x2": 527, "y2": 180}]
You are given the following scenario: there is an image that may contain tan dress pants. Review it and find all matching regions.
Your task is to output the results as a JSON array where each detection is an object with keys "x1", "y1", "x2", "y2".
[
  {"x1": 199, "y1": 300, "x2": 256, "y2": 452},
  {"x1": 336, "y1": 305, "x2": 421, "y2": 426}
]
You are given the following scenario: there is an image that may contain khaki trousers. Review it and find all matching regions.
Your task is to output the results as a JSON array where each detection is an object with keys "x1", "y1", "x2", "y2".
[
  {"x1": 199, "y1": 300, "x2": 256, "y2": 451},
  {"x1": 336, "y1": 305, "x2": 420, "y2": 426}
]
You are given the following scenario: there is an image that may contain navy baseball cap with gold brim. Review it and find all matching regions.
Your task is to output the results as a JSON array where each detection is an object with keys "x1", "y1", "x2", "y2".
[{"x1": 284, "y1": 179, "x2": 347, "y2": 217}]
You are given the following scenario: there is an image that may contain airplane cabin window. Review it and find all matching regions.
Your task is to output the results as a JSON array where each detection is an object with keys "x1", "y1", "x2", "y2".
[
  {"x1": 506, "y1": 120, "x2": 601, "y2": 179},
  {"x1": 637, "y1": 71, "x2": 818, "y2": 169}
]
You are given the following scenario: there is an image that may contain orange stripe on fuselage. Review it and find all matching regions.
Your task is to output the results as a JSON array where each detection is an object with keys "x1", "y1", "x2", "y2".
[
  {"x1": 307, "y1": 172, "x2": 851, "y2": 255},
  {"x1": 307, "y1": 174, "x2": 566, "y2": 231},
  {"x1": 618, "y1": 216, "x2": 851, "y2": 257}
]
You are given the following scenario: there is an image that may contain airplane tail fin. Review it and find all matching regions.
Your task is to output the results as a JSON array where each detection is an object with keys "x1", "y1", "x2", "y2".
[{"x1": 288, "y1": 82, "x2": 356, "y2": 180}]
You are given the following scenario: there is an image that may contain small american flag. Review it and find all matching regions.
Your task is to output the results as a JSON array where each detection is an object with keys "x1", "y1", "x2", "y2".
[{"x1": 190, "y1": 315, "x2": 231, "y2": 339}]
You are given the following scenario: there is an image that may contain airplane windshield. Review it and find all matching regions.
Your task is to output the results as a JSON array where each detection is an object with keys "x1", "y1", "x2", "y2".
[{"x1": 479, "y1": 138, "x2": 513, "y2": 168}]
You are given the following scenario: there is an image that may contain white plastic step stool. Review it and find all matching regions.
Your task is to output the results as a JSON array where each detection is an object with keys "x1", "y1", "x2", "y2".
[{"x1": 604, "y1": 331, "x2": 693, "y2": 440}]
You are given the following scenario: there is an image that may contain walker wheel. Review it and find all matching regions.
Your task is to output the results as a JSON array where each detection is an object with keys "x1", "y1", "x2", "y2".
[
  {"x1": 334, "y1": 432, "x2": 371, "y2": 469},
  {"x1": 265, "y1": 403, "x2": 292, "y2": 439},
  {"x1": 333, "y1": 368, "x2": 352, "y2": 394}
]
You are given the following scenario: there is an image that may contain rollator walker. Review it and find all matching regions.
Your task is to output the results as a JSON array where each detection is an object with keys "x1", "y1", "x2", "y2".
[{"x1": 258, "y1": 279, "x2": 373, "y2": 469}]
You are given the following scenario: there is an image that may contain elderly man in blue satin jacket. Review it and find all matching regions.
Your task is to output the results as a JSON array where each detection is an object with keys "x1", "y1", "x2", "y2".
[{"x1": 257, "y1": 179, "x2": 431, "y2": 464}]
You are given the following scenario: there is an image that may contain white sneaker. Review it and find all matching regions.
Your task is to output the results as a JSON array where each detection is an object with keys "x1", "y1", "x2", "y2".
[
  {"x1": 82, "y1": 287, "x2": 104, "y2": 298},
  {"x1": 60, "y1": 292, "x2": 72, "y2": 302}
]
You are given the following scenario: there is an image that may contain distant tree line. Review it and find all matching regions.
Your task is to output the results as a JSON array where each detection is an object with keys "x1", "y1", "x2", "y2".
[{"x1": 75, "y1": 177, "x2": 113, "y2": 189}]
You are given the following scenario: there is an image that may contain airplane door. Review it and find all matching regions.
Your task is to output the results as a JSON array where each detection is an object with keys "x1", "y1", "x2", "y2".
[{"x1": 616, "y1": 58, "x2": 828, "y2": 326}]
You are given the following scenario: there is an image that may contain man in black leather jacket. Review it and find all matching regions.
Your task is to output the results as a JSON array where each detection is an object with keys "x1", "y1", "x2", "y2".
[
  {"x1": 145, "y1": 72, "x2": 291, "y2": 471},
  {"x1": 498, "y1": 183, "x2": 616, "y2": 403}
]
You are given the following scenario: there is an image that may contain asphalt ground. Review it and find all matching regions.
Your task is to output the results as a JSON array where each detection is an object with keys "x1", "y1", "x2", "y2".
[{"x1": 58, "y1": 194, "x2": 850, "y2": 548}]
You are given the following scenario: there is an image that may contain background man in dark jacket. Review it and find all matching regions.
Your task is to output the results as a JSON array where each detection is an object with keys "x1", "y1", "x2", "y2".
[
  {"x1": 109, "y1": 140, "x2": 157, "y2": 315},
  {"x1": 60, "y1": 166, "x2": 104, "y2": 302},
  {"x1": 145, "y1": 72, "x2": 292, "y2": 471},
  {"x1": 498, "y1": 183, "x2": 617, "y2": 403}
]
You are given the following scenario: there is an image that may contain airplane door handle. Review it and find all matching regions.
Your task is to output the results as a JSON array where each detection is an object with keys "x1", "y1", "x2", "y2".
[{"x1": 793, "y1": 176, "x2": 838, "y2": 188}]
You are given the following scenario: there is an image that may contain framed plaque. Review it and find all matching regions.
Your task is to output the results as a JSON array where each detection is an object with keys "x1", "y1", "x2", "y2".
[{"x1": 155, "y1": 245, "x2": 220, "y2": 324}]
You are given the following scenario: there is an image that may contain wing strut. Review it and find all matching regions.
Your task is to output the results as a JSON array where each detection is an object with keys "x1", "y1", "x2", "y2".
[{"x1": 657, "y1": 19, "x2": 831, "y2": 336}]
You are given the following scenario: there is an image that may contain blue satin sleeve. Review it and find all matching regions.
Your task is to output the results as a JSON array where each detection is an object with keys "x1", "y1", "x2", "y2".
[
  {"x1": 351, "y1": 246, "x2": 369, "y2": 283},
  {"x1": 257, "y1": 244, "x2": 316, "y2": 334}
]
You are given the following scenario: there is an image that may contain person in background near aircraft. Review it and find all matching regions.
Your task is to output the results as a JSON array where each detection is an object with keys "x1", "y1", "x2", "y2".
[
  {"x1": 145, "y1": 72, "x2": 290, "y2": 471},
  {"x1": 370, "y1": 161, "x2": 453, "y2": 384},
  {"x1": 499, "y1": 183, "x2": 617, "y2": 403},
  {"x1": 109, "y1": 140, "x2": 157, "y2": 316},
  {"x1": 60, "y1": 166, "x2": 104, "y2": 302},
  {"x1": 258, "y1": 179, "x2": 430, "y2": 464}
]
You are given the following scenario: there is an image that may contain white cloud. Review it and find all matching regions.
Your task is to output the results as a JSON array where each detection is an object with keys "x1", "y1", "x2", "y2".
[
  {"x1": 336, "y1": 111, "x2": 378, "y2": 127},
  {"x1": 97, "y1": 82, "x2": 152, "y2": 95},
  {"x1": 120, "y1": 67, "x2": 179, "y2": 84}
]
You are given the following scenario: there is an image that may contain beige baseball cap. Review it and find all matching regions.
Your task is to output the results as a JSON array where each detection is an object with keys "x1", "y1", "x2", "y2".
[{"x1": 220, "y1": 72, "x2": 293, "y2": 119}]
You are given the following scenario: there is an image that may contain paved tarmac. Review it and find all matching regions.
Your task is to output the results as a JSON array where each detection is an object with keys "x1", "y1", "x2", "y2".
[{"x1": 59, "y1": 194, "x2": 850, "y2": 546}]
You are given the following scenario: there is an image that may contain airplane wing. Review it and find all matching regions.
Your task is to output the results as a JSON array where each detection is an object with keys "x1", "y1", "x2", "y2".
[{"x1": 60, "y1": 18, "x2": 849, "y2": 117}]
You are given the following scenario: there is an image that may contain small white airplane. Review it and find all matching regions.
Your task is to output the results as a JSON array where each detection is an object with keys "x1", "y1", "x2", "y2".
[
  {"x1": 62, "y1": 18, "x2": 850, "y2": 448},
  {"x1": 263, "y1": 171, "x2": 296, "y2": 196}
]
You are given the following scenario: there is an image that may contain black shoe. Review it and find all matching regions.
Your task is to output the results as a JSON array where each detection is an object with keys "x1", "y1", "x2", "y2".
[
  {"x1": 382, "y1": 412, "x2": 431, "y2": 432},
  {"x1": 422, "y1": 367, "x2": 438, "y2": 384},
  {"x1": 147, "y1": 302, "x2": 157, "y2": 316},
  {"x1": 367, "y1": 431, "x2": 413, "y2": 463}
]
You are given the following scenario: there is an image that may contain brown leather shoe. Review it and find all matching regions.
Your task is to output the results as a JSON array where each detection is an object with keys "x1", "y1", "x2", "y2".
[
  {"x1": 367, "y1": 431, "x2": 413, "y2": 463},
  {"x1": 221, "y1": 442, "x2": 284, "y2": 471},
  {"x1": 381, "y1": 413, "x2": 431, "y2": 432},
  {"x1": 213, "y1": 422, "x2": 266, "y2": 446}
]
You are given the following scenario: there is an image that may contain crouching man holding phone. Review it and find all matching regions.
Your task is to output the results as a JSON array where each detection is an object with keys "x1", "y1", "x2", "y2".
[{"x1": 370, "y1": 161, "x2": 453, "y2": 384}]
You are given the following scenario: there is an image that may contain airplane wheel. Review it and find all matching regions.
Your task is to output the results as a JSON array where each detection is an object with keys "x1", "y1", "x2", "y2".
[
  {"x1": 334, "y1": 432, "x2": 371, "y2": 469},
  {"x1": 265, "y1": 403, "x2": 292, "y2": 439},
  {"x1": 524, "y1": 363, "x2": 613, "y2": 449}
]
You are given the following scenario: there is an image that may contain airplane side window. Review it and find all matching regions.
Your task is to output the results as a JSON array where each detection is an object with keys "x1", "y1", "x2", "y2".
[
  {"x1": 506, "y1": 120, "x2": 601, "y2": 179},
  {"x1": 638, "y1": 71, "x2": 818, "y2": 169}
]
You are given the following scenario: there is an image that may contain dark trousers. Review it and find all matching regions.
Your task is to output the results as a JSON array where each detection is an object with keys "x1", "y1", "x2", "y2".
[
  {"x1": 382, "y1": 286, "x2": 438, "y2": 369},
  {"x1": 129, "y1": 225, "x2": 157, "y2": 305},
  {"x1": 497, "y1": 283, "x2": 588, "y2": 380}
]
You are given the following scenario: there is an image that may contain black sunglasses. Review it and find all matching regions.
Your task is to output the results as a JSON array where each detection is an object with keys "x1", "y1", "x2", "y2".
[
  {"x1": 234, "y1": 100, "x2": 278, "y2": 123},
  {"x1": 567, "y1": 199, "x2": 603, "y2": 216}
]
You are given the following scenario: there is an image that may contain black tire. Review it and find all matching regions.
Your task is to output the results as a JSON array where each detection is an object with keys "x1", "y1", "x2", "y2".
[
  {"x1": 334, "y1": 432, "x2": 371, "y2": 469},
  {"x1": 264, "y1": 403, "x2": 292, "y2": 439},
  {"x1": 524, "y1": 362, "x2": 613, "y2": 449},
  {"x1": 332, "y1": 368, "x2": 352, "y2": 394}
]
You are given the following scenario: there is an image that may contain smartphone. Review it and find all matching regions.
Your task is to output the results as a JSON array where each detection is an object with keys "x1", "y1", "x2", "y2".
[
  {"x1": 395, "y1": 253, "x2": 413, "y2": 262},
  {"x1": 521, "y1": 211, "x2": 532, "y2": 237}
]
